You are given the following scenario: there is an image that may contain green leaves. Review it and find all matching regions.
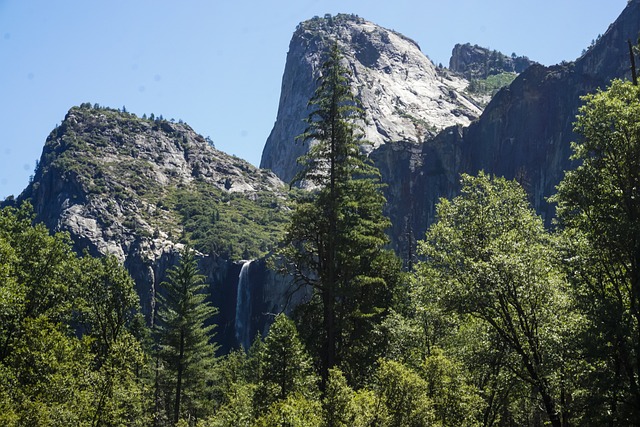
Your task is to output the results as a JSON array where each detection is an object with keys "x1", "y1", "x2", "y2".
[
  {"x1": 171, "y1": 184, "x2": 290, "y2": 260},
  {"x1": 374, "y1": 359, "x2": 435, "y2": 427},
  {"x1": 254, "y1": 314, "x2": 318, "y2": 410},
  {"x1": 281, "y1": 42, "x2": 401, "y2": 386},
  {"x1": 556, "y1": 80, "x2": 640, "y2": 247},
  {"x1": 155, "y1": 247, "x2": 219, "y2": 423},
  {"x1": 0, "y1": 203, "x2": 151, "y2": 426},
  {"x1": 553, "y1": 79, "x2": 640, "y2": 423},
  {"x1": 294, "y1": 42, "x2": 373, "y2": 189},
  {"x1": 418, "y1": 173, "x2": 568, "y2": 426},
  {"x1": 76, "y1": 254, "x2": 141, "y2": 366}
]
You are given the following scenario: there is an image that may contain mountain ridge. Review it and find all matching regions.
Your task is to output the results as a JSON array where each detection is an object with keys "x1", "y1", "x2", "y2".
[
  {"x1": 373, "y1": 0, "x2": 640, "y2": 260},
  {"x1": 449, "y1": 42, "x2": 536, "y2": 80},
  {"x1": 9, "y1": 105, "x2": 298, "y2": 344}
]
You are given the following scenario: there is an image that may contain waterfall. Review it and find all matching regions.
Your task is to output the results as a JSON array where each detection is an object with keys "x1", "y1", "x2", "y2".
[{"x1": 235, "y1": 260, "x2": 252, "y2": 350}]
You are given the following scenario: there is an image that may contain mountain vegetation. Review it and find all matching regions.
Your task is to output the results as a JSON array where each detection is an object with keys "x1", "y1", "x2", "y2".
[
  {"x1": 465, "y1": 72, "x2": 518, "y2": 99},
  {"x1": 449, "y1": 43, "x2": 535, "y2": 102},
  {"x1": 18, "y1": 103, "x2": 289, "y2": 261},
  {"x1": 449, "y1": 43, "x2": 535, "y2": 80},
  {"x1": 3, "y1": 5, "x2": 640, "y2": 425}
]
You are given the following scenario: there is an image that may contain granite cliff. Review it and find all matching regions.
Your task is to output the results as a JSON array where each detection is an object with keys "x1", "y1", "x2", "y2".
[
  {"x1": 8, "y1": 1, "x2": 640, "y2": 348},
  {"x1": 261, "y1": 2, "x2": 640, "y2": 261},
  {"x1": 449, "y1": 43, "x2": 535, "y2": 80},
  {"x1": 14, "y1": 105, "x2": 307, "y2": 352},
  {"x1": 454, "y1": 0, "x2": 640, "y2": 222},
  {"x1": 260, "y1": 14, "x2": 484, "y2": 184}
]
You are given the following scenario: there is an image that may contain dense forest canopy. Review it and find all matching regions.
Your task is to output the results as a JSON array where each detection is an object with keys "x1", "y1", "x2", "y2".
[{"x1": 2, "y1": 45, "x2": 640, "y2": 426}]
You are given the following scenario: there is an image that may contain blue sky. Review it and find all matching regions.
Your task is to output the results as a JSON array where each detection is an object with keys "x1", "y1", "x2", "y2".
[{"x1": 0, "y1": 0, "x2": 629, "y2": 200}]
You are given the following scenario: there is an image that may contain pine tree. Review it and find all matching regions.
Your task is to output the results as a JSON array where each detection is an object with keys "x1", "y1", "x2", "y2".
[
  {"x1": 280, "y1": 42, "x2": 401, "y2": 387},
  {"x1": 155, "y1": 248, "x2": 218, "y2": 425},
  {"x1": 254, "y1": 314, "x2": 317, "y2": 411}
]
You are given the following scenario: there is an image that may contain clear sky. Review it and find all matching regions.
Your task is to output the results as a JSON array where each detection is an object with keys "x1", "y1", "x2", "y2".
[{"x1": 0, "y1": 0, "x2": 629, "y2": 200}]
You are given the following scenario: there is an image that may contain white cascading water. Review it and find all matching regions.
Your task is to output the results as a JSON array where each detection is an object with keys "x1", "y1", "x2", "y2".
[{"x1": 235, "y1": 260, "x2": 252, "y2": 350}]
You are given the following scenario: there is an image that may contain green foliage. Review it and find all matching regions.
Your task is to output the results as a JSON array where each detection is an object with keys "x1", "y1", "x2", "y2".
[
  {"x1": 418, "y1": 172, "x2": 570, "y2": 426},
  {"x1": 254, "y1": 314, "x2": 318, "y2": 410},
  {"x1": 421, "y1": 349, "x2": 482, "y2": 426},
  {"x1": 322, "y1": 367, "x2": 381, "y2": 427},
  {"x1": 280, "y1": 42, "x2": 402, "y2": 386},
  {"x1": 170, "y1": 183, "x2": 289, "y2": 260},
  {"x1": 0, "y1": 203, "x2": 151, "y2": 426},
  {"x1": 35, "y1": 105, "x2": 290, "y2": 264},
  {"x1": 76, "y1": 254, "x2": 141, "y2": 365},
  {"x1": 322, "y1": 368, "x2": 354, "y2": 427},
  {"x1": 373, "y1": 359, "x2": 435, "y2": 427},
  {"x1": 88, "y1": 332, "x2": 151, "y2": 426},
  {"x1": 253, "y1": 394, "x2": 323, "y2": 427},
  {"x1": 200, "y1": 382, "x2": 254, "y2": 427},
  {"x1": 0, "y1": 204, "x2": 79, "y2": 350},
  {"x1": 155, "y1": 248, "x2": 219, "y2": 424},
  {"x1": 199, "y1": 349, "x2": 256, "y2": 426},
  {"x1": 553, "y1": 79, "x2": 640, "y2": 424},
  {"x1": 8, "y1": 317, "x2": 94, "y2": 425},
  {"x1": 466, "y1": 72, "x2": 517, "y2": 98}
]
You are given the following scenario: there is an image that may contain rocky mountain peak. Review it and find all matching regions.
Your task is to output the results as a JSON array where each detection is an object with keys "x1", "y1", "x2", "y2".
[
  {"x1": 449, "y1": 43, "x2": 536, "y2": 80},
  {"x1": 260, "y1": 13, "x2": 484, "y2": 183},
  {"x1": 20, "y1": 104, "x2": 287, "y2": 265}
]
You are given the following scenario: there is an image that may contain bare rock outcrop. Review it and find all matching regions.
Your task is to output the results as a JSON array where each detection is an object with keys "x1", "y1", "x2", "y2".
[
  {"x1": 17, "y1": 106, "x2": 291, "y2": 347},
  {"x1": 375, "y1": 0, "x2": 640, "y2": 261},
  {"x1": 260, "y1": 14, "x2": 483, "y2": 183}
]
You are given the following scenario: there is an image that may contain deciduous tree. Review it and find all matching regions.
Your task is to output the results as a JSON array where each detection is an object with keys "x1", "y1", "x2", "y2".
[
  {"x1": 554, "y1": 79, "x2": 640, "y2": 424},
  {"x1": 419, "y1": 173, "x2": 570, "y2": 427}
]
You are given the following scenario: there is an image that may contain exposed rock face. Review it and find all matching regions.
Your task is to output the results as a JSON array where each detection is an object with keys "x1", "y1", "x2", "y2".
[
  {"x1": 10, "y1": 1, "x2": 640, "y2": 349},
  {"x1": 459, "y1": 0, "x2": 640, "y2": 219},
  {"x1": 370, "y1": 127, "x2": 464, "y2": 263},
  {"x1": 449, "y1": 43, "x2": 535, "y2": 80},
  {"x1": 17, "y1": 106, "x2": 297, "y2": 350},
  {"x1": 260, "y1": 3, "x2": 639, "y2": 261},
  {"x1": 377, "y1": 0, "x2": 640, "y2": 260},
  {"x1": 260, "y1": 14, "x2": 483, "y2": 184},
  {"x1": 213, "y1": 258, "x2": 311, "y2": 354},
  {"x1": 24, "y1": 107, "x2": 283, "y2": 260}
]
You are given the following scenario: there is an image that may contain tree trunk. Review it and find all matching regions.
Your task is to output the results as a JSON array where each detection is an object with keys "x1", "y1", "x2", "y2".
[
  {"x1": 321, "y1": 106, "x2": 338, "y2": 390},
  {"x1": 322, "y1": 288, "x2": 336, "y2": 390},
  {"x1": 539, "y1": 384, "x2": 562, "y2": 427},
  {"x1": 174, "y1": 329, "x2": 185, "y2": 425}
]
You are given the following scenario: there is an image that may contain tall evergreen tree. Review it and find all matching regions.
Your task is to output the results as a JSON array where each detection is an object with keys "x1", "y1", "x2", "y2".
[
  {"x1": 155, "y1": 248, "x2": 218, "y2": 425},
  {"x1": 280, "y1": 42, "x2": 401, "y2": 387}
]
